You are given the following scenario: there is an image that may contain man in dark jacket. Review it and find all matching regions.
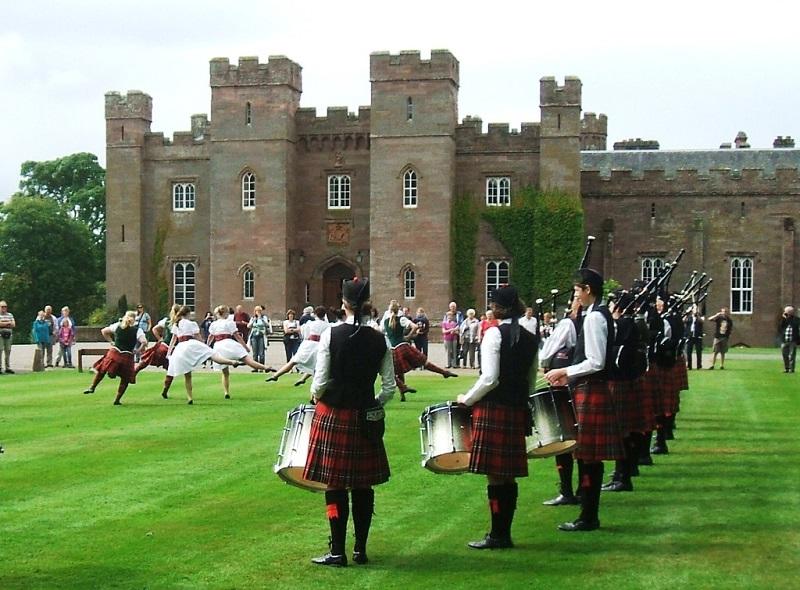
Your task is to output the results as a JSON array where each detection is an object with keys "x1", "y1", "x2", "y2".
[
  {"x1": 684, "y1": 306, "x2": 704, "y2": 369},
  {"x1": 779, "y1": 306, "x2": 800, "y2": 373}
]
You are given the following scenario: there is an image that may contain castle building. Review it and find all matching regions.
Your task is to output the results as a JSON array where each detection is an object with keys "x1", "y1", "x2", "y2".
[{"x1": 105, "y1": 50, "x2": 799, "y2": 346}]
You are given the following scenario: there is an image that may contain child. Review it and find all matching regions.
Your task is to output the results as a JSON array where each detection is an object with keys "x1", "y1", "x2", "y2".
[{"x1": 58, "y1": 316, "x2": 75, "y2": 368}]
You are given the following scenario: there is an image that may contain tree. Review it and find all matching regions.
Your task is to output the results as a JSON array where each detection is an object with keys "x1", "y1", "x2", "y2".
[
  {"x1": 0, "y1": 196, "x2": 104, "y2": 339},
  {"x1": 18, "y1": 152, "x2": 106, "y2": 248}
]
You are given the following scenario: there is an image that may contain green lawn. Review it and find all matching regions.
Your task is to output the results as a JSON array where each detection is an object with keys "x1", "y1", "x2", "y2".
[{"x1": 0, "y1": 352, "x2": 798, "y2": 589}]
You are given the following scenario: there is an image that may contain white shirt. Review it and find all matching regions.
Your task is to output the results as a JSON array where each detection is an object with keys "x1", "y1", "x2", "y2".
[
  {"x1": 209, "y1": 318, "x2": 237, "y2": 336},
  {"x1": 565, "y1": 303, "x2": 608, "y2": 379},
  {"x1": 519, "y1": 315, "x2": 538, "y2": 336},
  {"x1": 540, "y1": 317, "x2": 577, "y2": 364},
  {"x1": 301, "y1": 317, "x2": 329, "y2": 340},
  {"x1": 173, "y1": 319, "x2": 200, "y2": 337},
  {"x1": 310, "y1": 316, "x2": 396, "y2": 406}
]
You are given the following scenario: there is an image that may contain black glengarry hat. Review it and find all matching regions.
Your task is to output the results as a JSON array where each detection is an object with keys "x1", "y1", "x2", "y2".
[
  {"x1": 342, "y1": 277, "x2": 370, "y2": 306},
  {"x1": 491, "y1": 284, "x2": 519, "y2": 308},
  {"x1": 573, "y1": 268, "x2": 604, "y2": 295}
]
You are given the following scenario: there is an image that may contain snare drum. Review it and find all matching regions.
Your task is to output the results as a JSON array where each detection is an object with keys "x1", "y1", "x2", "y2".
[
  {"x1": 526, "y1": 386, "x2": 578, "y2": 458},
  {"x1": 420, "y1": 402, "x2": 472, "y2": 473},
  {"x1": 274, "y1": 404, "x2": 327, "y2": 492}
]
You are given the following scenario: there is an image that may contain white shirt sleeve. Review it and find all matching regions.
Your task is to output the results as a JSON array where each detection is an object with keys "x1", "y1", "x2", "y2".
[
  {"x1": 540, "y1": 318, "x2": 576, "y2": 363},
  {"x1": 310, "y1": 327, "x2": 332, "y2": 397},
  {"x1": 566, "y1": 310, "x2": 607, "y2": 379},
  {"x1": 376, "y1": 347, "x2": 396, "y2": 406},
  {"x1": 459, "y1": 326, "x2": 502, "y2": 406}
]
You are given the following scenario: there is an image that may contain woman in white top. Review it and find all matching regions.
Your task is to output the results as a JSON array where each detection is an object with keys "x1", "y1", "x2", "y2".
[
  {"x1": 208, "y1": 305, "x2": 274, "y2": 398},
  {"x1": 267, "y1": 306, "x2": 329, "y2": 387},
  {"x1": 165, "y1": 306, "x2": 240, "y2": 404}
]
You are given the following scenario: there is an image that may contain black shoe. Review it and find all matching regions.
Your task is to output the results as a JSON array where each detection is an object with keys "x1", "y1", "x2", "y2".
[
  {"x1": 5, "y1": 369, "x2": 14, "y2": 374},
  {"x1": 558, "y1": 518, "x2": 600, "y2": 532},
  {"x1": 311, "y1": 553, "x2": 347, "y2": 567},
  {"x1": 630, "y1": 464, "x2": 640, "y2": 477},
  {"x1": 294, "y1": 379, "x2": 306, "y2": 387},
  {"x1": 224, "y1": 394, "x2": 231, "y2": 399},
  {"x1": 187, "y1": 400, "x2": 193, "y2": 405},
  {"x1": 83, "y1": 388, "x2": 94, "y2": 395},
  {"x1": 638, "y1": 455, "x2": 654, "y2": 466},
  {"x1": 400, "y1": 393, "x2": 406, "y2": 402},
  {"x1": 444, "y1": 371, "x2": 458, "y2": 378},
  {"x1": 601, "y1": 480, "x2": 633, "y2": 492},
  {"x1": 113, "y1": 400, "x2": 122, "y2": 406},
  {"x1": 161, "y1": 391, "x2": 169, "y2": 399},
  {"x1": 405, "y1": 388, "x2": 417, "y2": 394},
  {"x1": 251, "y1": 369, "x2": 259, "y2": 373},
  {"x1": 265, "y1": 376, "x2": 278, "y2": 383},
  {"x1": 467, "y1": 534, "x2": 514, "y2": 549},
  {"x1": 720, "y1": 366, "x2": 725, "y2": 370},
  {"x1": 542, "y1": 493, "x2": 580, "y2": 506},
  {"x1": 707, "y1": 366, "x2": 714, "y2": 370},
  {"x1": 352, "y1": 551, "x2": 368, "y2": 565},
  {"x1": 651, "y1": 445, "x2": 669, "y2": 455}
]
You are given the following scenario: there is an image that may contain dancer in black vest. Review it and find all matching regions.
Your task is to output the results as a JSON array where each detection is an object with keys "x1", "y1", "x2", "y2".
[
  {"x1": 545, "y1": 269, "x2": 624, "y2": 531},
  {"x1": 457, "y1": 285, "x2": 538, "y2": 549},
  {"x1": 304, "y1": 278, "x2": 396, "y2": 567}
]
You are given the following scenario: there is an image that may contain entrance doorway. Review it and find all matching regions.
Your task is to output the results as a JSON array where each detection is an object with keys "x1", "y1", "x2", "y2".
[{"x1": 322, "y1": 262, "x2": 355, "y2": 312}]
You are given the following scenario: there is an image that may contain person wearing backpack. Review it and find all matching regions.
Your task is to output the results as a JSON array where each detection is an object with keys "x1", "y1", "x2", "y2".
[{"x1": 545, "y1": 269, "x2": 624, "y2": 532}]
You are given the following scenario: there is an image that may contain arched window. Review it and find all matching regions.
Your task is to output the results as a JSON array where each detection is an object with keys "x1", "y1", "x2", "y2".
[
  {"x1": 173, "y1": 262, "x2": 196, "y2": 310},
  {"x1": 172, "y1": 182, "x2": 196, "y2": 211},
  {"x1": 730, "y1": 257, "x2": 754, "y2": 313},
  {"x1": 243, "y1": 268, "x2": 254, "y2": 300},
  {"x1": 403, "y1": 169, "x2": 418, "y2": 208},
  {"x1": 486, "y1": 260, "x2": 510, "y2": 308},
  {"x1": 245, "y1": 102, "x2": 252, "y2": 126},
  {"x1": 403, "y1": 268, "x2": 416, "y2": 299},
  {"x1": 641, "y1": 257, "x2": 665, "y2": 282},
  {"x1": 486, "y1": 177, "x2": 511, "y2": 206},
  {"x1": 328, "y1": 174, "x2": 351, "y2": 209},
  {"x1": 242, "y1": 172, "x2": 256, "y2": 209}
]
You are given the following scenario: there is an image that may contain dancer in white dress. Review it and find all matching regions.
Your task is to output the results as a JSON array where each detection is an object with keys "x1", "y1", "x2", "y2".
[
  {"x1": 266, "y1": 306, "x2": 330, "y2": 387},
  {"x1": 208, "y1": 305, "x2": 275, "y2": 398},
  {"x1": 165, "y1": 306, "x2": 239, "y2": 404}
]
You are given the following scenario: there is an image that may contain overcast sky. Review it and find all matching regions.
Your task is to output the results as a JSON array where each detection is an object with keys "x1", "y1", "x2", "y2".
[{"x1": 2, "y1": 0, "x2": 798, "y2": 199}]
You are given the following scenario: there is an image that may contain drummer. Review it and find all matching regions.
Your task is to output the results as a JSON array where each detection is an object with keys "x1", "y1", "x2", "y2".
[
  {"x1": 545, "y1": 268, "x2": 624, "y2": 532},
  {"x1": 303, "y1": 278, "x2": 396, "y2": 567},
  {"x1": 456, "y1": 285, "x2": 538, "y2": 550}
]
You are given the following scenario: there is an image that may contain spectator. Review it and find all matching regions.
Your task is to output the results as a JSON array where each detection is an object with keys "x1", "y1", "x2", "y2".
[
  {"x1": 56, "y1": 306, "x2": 76, "y2": 368},
  {"x1": 413, "y1": 307, "x2": 430, "y2": 357},
  {"x1": 519, "y1": 307, "x2": 538, "y2": 336},
  {"x1": 33, "y1": 311, "x2": 51, "y2": 363},
  {"x1": 477, "y1": 309, "x2": 499, "y2": 369},
  {"x1": 0, "y1": 301, "x2": 15, "y2": 373},
  {"x1": 233, "y1": 305, "x2": 250, "y2": 341},
  {"x1": 247, "y1": 305, "x2": 272, "y2": 370},
  {"x1": 779, "y1": 306, "x2": 800, "y2": 373},
  {"x1": 298, "y1": 306, "x2": 315, "y2": 326},
  {"x1": 442, "y1": 311, "x2": 460, "y2": 369},
  {"x1": 707, "y1": 307, "x2": 733, "y2": 370},
  {"x1": 43, "y1": 305, "x2": 57, "y2": 367},
  {"x1": 282, "y1": 309, "x2": 302, "y2": 363},
  {"x1": 134, "y1": 304, "x2": 152, "y2": 362},
  {"x1": 459, "y1": 309, "x2": 480, "y2": 369}
]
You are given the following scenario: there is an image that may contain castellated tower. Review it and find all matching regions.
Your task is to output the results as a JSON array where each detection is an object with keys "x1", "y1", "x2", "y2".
[
  {"x1": 368, "y1": 50, "x2": 459, "y2": 310},
  {"x1": 208, "y1": 56, "x2": 301, "y2": 308},
  {"x1": 539, "y1": 77, "x2": 582, "y2": 195},
  {"x1": 105, "y1": 90, "x2": 152, "y2": 307}
]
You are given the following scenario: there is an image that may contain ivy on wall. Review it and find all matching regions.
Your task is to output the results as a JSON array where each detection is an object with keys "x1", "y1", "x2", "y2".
[
  {"x1": 452, "y1": 186, "x2": 585, "y2": 308},
  {"x1": 152, "y1": 224, "x2": 170, "y2": 316}
]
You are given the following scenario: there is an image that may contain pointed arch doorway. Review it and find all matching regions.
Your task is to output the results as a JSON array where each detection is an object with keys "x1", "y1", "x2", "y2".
[{"x1": 322, "y1": 262, "x2": 356, "y2": 311}]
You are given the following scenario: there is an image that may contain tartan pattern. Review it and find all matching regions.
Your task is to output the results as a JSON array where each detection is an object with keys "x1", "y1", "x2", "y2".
[
  {"x1": 469, "y1": 402, "x2": 529, "y2": 478},
  {"x1": 391, "y1": 342, "x2": 427, "y2": 375},
  {"x1": 638, "y1": 368, "x2": 658, "y2": 431},
  {"x1": 657, "y1": 362, "x2": 680, "y2": 415},
  {"x1": 573, "y1": 379, "x2": 625, "y2": 462},
  {"x1": 675, "y1": 354, "x2": 689, "y2": 391},
  {"x1": 139, "y1": 342, "x2": 169, "y2": 370},
  {"x1": 304, "y1": 401, "x2": 390, "y2": 488},
  {"x1": 610, "y1": 376, "x2": 649, "y2": 435},
  {"x1": 93, "y1": 347, "x2": 137, "y2": 383}
]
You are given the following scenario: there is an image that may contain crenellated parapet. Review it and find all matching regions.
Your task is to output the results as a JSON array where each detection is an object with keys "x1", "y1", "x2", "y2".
[
  {"x1": 296, "y1": 106, "x2": 371, "y2": 152},
  {"x1": 540, "y1": 76, "x2": 581, "y2": 106},
  {"x1": 210, "y1": 55, "x2": 302, "y2": 91},
  {"x1": 370, "y1": 49, "x2": 459, "y2": 84},
  {"x1": 455, "y1": 116, "x2": 540, "y2": 153},
  {"x1": 105, "y1": 90, "x2": 152, "y2": 121},
  {"x1": 581, "y1": 112, "x2": 607, "y2": 151}
]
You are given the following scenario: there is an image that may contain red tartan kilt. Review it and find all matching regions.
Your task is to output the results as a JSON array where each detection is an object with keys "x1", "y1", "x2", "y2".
[
  {"x1": 139, "y1": 342, "x2": 169, "y2": 370},
  {"x1": 610, "y1": 376, "x2": 649, "y2": 435},
  {"x1": 93, "y1": 348, "x2": 136, "y2": 383},
  {"x1": 638, "y1": 369, "x2": 658, "y2": 431},
  {"x1": 675, "y1": 354, "x2": 689, "y2": 391},
  {"x1": 392, "y1": 342, "x2": 427, "y2": 375},
  {"x1": 303, "y1": 401, "x2": 390, "y2": 488},
  {"x1": 573, "y1": 379, "x2": 624, "y2": 462},
  {"x1": 469, "y1": 402, "x2": 528, "y2": 478},
  {"x1": 655, "y1": 363, "x2": 680, "y2": 416}
]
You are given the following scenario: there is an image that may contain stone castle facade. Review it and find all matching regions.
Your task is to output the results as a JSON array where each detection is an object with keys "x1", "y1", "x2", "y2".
[{"x1": 105, "y1": 50, "x2": 799, "y2": 346}]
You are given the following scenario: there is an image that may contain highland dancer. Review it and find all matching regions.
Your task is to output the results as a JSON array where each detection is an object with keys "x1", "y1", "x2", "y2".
[
  {"x1": 135, "y1": 304, "x2": 180, "y2": 399},
  {"x1": 83, "y1": 311, "x2": 148, "y2": 405},
  {"x1": 208, "y1": 305, "x2": 274, "y2": 398},
  {"x1": 266, "y1": 306, "x2": 329, "y2": 387},
  {"x1": 165, "y1": 305, "x2": 240, "y2": 404},
  {"x1": 382, "y1": 301, "x2": 457, "y2": 401}
]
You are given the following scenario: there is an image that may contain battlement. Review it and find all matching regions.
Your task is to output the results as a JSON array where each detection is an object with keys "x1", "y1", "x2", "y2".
[
  {"x1": 209, "y1": 55, "x2": 302, "y2": 91},
  {"x1": 105, "y1": 90, "x2": 152, "y2": 121},
  {"x1": 613, "y1": 138, "x2": 659, "y2": 151},
  {"x1": 581, "y1": 113, "x2": 608, "y2": 134},
  {"x1": 370, "y1": 49, "x2": 459, "y2": 85},
  {"x1": 295, "y1": 106, "x2": 371, "y2": 132},
  {"x1": 455, "y1": 116, "x2": 540, "y2": 152},
  {"x1": 540, "y1": 76, "x2": 581, "y2": 106},
  {"x1": 191, "y1": 114, "x2": 209, "y2": 140},
  {"x1": 582, "y1": 149, "x2": 800, "y2": 195}
]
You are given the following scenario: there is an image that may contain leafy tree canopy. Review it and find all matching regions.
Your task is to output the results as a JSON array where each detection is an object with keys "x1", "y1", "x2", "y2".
[{"x1": 18, "y1": 152, "x2": 105, "y2": 246}]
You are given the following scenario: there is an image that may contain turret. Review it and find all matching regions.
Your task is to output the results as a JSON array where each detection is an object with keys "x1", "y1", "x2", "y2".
[{"x1": 539, "y1": 77, "x2": 582, "y2": 194}]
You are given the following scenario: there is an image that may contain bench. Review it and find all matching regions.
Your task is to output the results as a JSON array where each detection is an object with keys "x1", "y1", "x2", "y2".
[{"x1": 78, "y1": 347, "x2": 109, "y2": 372}]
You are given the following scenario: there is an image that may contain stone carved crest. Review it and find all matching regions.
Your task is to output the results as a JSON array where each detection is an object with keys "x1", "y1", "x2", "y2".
[
  {"x1": 327, "y1": 222, "x2": 350, "y2": 244},
  {"x1": 334, "y1": 151, "x2": 344, "y2": 167}
]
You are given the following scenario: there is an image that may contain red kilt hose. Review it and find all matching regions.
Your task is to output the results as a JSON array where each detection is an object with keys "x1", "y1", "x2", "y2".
[
  {"x1": 573, "y1": 378, "x2": 624, "y2": 462},
  {"x1": 139, "y1": 341, "x2": 169, "y2": 370},
  {"x1": 304, "y1": 401, "x2": 390, "y2": 489},
  {"x1": 391, "y1": 342, "x2": 427, "y2": 375},
  {"x1": 93, "y1": 347, "x2": 137, "y2": 384},
  {"x1": 609, "y1": 376, "x2": 649, "y2": 435},
  {"x1": 469, "y1": 402, "x2": 529, "y2": 478}
]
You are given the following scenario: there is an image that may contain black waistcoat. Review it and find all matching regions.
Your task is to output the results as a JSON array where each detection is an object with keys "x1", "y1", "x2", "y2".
[
  {"x1": 321, "y1": 323, "x2": 388, "y2": 409},
  {"x1": 483, "y1": 323, "x2": 537, "y2": 407},
  {"x1": 573, "y1": 305, "x2": 614, "y2": 380}
]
